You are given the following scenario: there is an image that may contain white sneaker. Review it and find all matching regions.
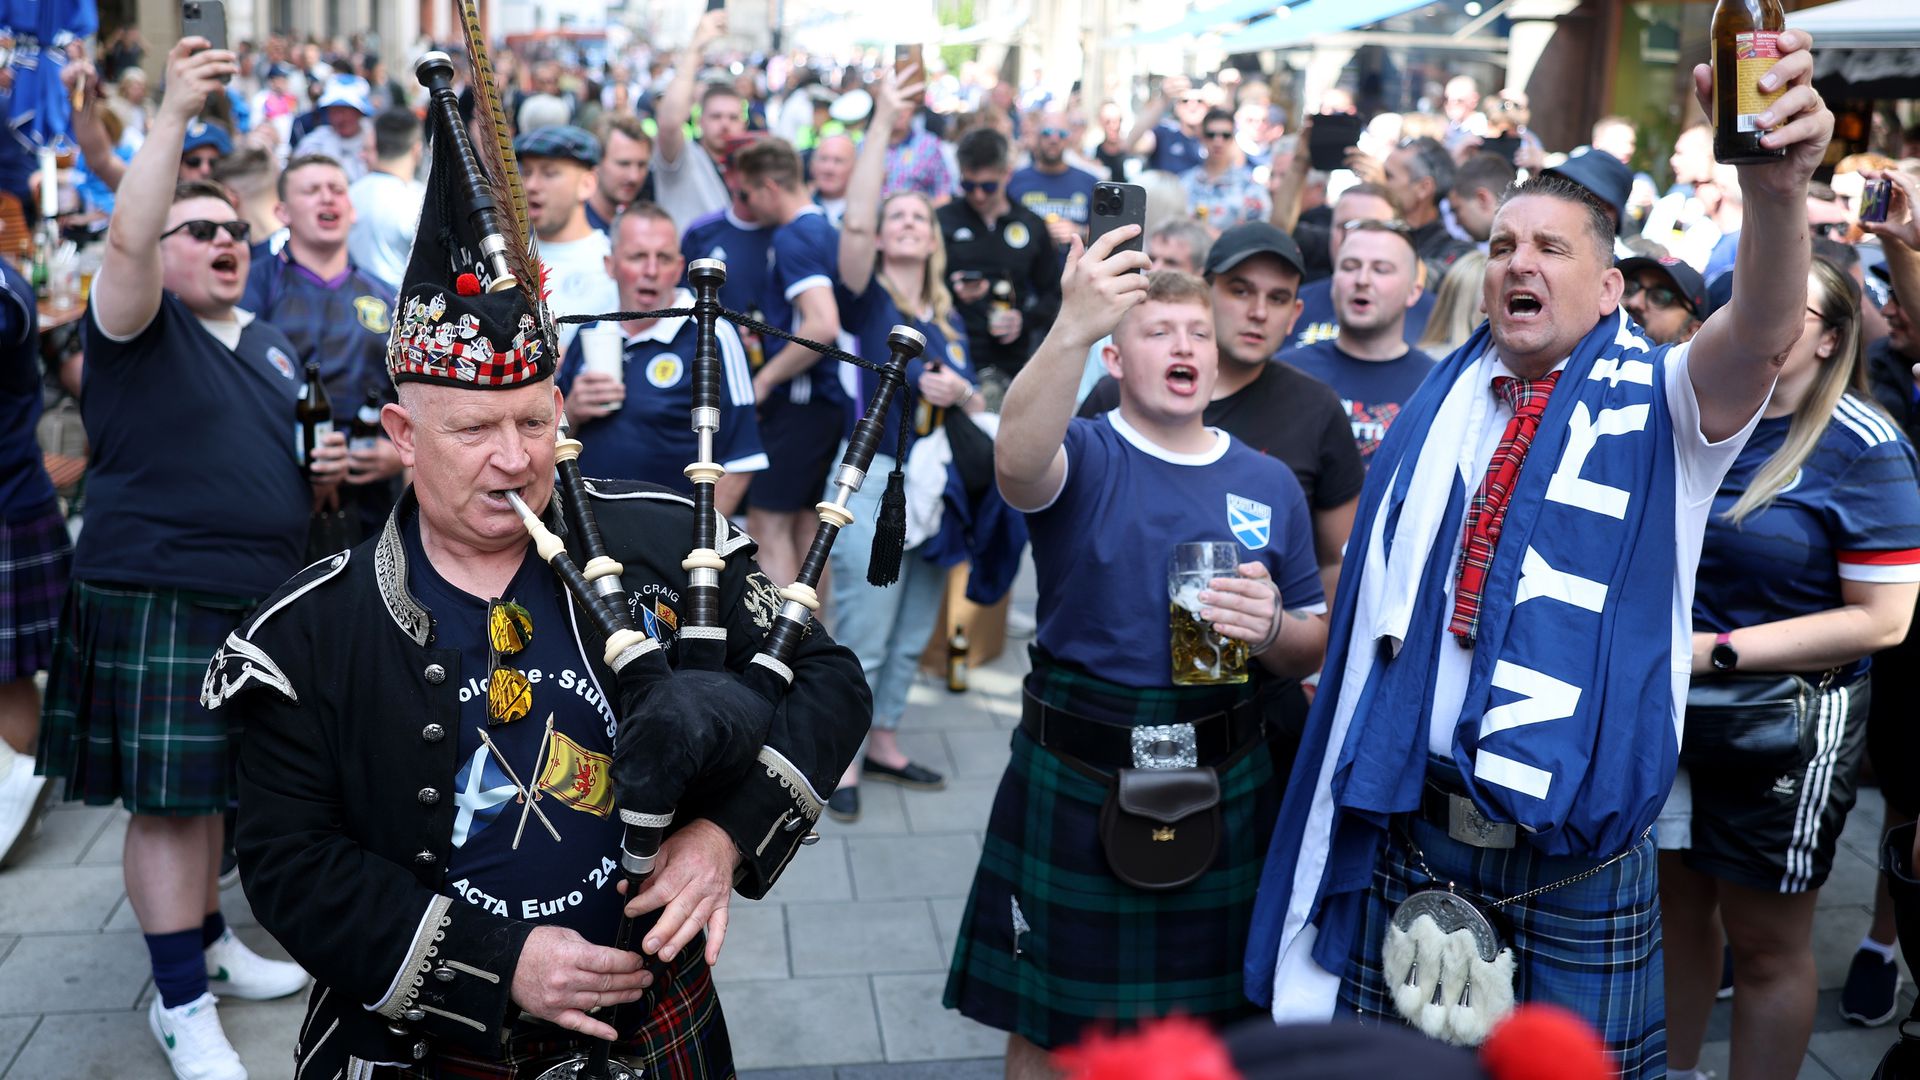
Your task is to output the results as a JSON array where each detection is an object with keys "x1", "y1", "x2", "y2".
[
  {"x1": 0, "y1": 747, "x2": 50, "y2": 866},
  {"x1": 148, "y1": 992, "x2": 247, "y2": 1080},
  {"x1": 204, "y1": 929, "x2": 309, "y2": 1000}
]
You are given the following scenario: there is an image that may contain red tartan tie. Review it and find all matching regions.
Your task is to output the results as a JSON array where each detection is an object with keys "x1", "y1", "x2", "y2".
[{"x1": 1449, "y1": 371, "x2": 1561, "y2": 645}]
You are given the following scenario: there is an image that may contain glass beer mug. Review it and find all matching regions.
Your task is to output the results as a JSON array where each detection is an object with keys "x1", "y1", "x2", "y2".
[{"x1": 1168, "y1": 541, "x2": 1249, "y2": 686}]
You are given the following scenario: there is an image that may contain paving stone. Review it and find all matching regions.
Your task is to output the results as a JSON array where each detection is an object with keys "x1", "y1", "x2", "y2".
[
  {"x1": 1815, "y1": 904, "x2": 1875, "y2": 990},
  {"x1": 900, "y1": 782, "x2": 998, "y2": 837},
  {"x1": 711, "y1": 901, "x2": 789, "y2": 982},
  {"x1": 8, "y1": 1009, "x2": 176, "y2": 1079},
  {"x1": 736, "y1": 1068, "x2": 835, "y2": 1080},
  {"x1": 1808, "y1": 1021, "x2": 1903, "y2": 1077},
  {"x1": 889, "y1": 731, "x2": 956, "y2": 779},
  {"x1": 871, "y1": 972, "x2": 1003, "y2": 1062},
  {"x1": 928, "y1": 897, "x2": 968, "y2": 954},
  {"x1": 904, "y1": 684, "x2": 1003, "y2": 730},
  {"x1": 7, "y1": 804, "x2": 115, "y2": 868},
  {"x1": 219, "y1": 993, "x2": 311, "y2": 1080},
  {"x1": 847, "y1": 835, "x2": 980, "y2": 902},
  {"x1": 1823, "y1": 843, "x2": 1883, "y2": 915},
  {"x1": 764, "y1": 836, "x2": 853, "y2": 904},
  {"x1": 836, "y1": 1058, "x2": 1002, "y2": 1079},
  {"x1": 0, "y1": 932, "x2": 150, "y2": 1014},
  {"x1": 0, "y1": 1015, "x2": 36, "y2": 1073},
  {"x1": 787, "y1": 901, "x2": 943, "y2": 977},
  {"x1": 941, "y1": 730, "x2": 1014, "y2": 783},
  {"x1": 1839, "y1": 797, "x2": 1888, "y2": 861},
  {"x1": 79, "y1": 812, "x2": 125, "y2": 866},
  {"x1": 719, "y1": 976, "x2": 880, "y2": 1069},
  {"x1": 0, "y1": 866, "x2": 124, "y2": 934},
  {"x1": 815, "y1": 782, "x2": 910, "y2": 838}
]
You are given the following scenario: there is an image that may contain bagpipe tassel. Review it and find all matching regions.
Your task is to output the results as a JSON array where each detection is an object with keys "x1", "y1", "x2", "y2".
[{"x1": 868, "y1": 419, "x2": 910, "y2": 587}]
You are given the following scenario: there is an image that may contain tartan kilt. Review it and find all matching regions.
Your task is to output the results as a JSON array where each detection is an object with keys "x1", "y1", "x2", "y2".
[
  {"x1": 0, "y1": 501, "x2": 72, "y2": 682},
  {"x1": 943, "y1": 651, "x2": 1276, "y2": 1050},
  {"x1": 1339, "y1": 814, "x2": 1665, "y2": 1079},
  {"x1": 385, "y1": 946, "x2": 734, "y2": 1080},
  {"x1": 37, "y1": 581, "x2": 256, "y2": 815}
]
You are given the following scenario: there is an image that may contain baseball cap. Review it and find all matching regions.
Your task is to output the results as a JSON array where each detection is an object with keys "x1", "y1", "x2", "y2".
[
  {"x1": 316, "y1": 74, "x2": 373, "y2": 115},
  {"x1": 1204, "y1": 221, "x2": 1306, "y2": 278},
  {"x1": 829, "y1": 88, "x2": 873, "y2": 125},
  {"x1": 182, "y1": 120, "x2": 232, "y2": 158},
  {"x1": 513, "y1": 125, "x2": 603, "y2": 167},
  {"x1": 1617, "y1": 255, "x2": 1708, "y2": 318},
  {"x1": 1547, "y1": 148, "x2": 1632, "y2": 234}
]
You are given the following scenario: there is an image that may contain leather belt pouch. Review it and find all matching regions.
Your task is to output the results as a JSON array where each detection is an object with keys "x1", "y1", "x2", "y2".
[
  {"x1": 1098, "y1": 766, "x2": 1221, "y2": 891},
  {"x1": 1682, "y1": 672, "x2": 1820, "y2": 772}
]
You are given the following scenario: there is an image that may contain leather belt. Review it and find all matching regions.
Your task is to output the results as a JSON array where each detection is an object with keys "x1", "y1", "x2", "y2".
[
  {"x1": 1419, "y1": 779, "x2": 1518, "y2": 849},
  {"x1": 1019, "y1": 690, "x2": 1266, "y2": 774}
]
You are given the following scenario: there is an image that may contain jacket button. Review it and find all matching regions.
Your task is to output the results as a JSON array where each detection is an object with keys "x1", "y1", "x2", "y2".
[
  {"x1": 424, "y1": 663, "x2": 446, "y2": 685},
  {"x1": 418, "y1": 787, "x2": 440, "y2": 805},
  {"x1": 404, "y1": 1009, "x2": 426, "y2": 1022},
  {"x1": 387, "y1": 1021, "x2": 411, "y2": 1037},
  {"x1": 413, "y1": 1040, "x2": 430, "y2": 1061},
  {"x1": 414, "y1": 850, "x2": 437, "y2": 866},
  {"x1": 434, "y1": 964, "x2": 455, "y2": 982},
  {"x1": 422, "y1": 724, "x2": 445, "y2": 743}
]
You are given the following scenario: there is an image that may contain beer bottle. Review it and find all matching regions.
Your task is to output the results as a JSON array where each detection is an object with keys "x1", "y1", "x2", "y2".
[
  {"x1": 296, "y1": 361, "x2": 334, "y2": 474},
  {"x1": 914, "y1": 358, "x2": 944, "y2": 437},
  {"x1": 990, "y1": 280, "x2": 1014, "y2": 315},
  {"x1": 1712, "y1": 0, "x2": 1789, "y2": 164},
  {"x1": 348, "y1": 387, "x2": 383, "y2": 456},
  {"x1": 744, "y1": 307, "x2": 767, "y2": 370},
  {"x1": 946, "y1": 624, "x2": 970, "y2": 693}
]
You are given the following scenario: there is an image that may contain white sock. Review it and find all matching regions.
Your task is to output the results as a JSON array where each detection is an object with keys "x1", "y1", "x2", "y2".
[{"x1": 1860, "y1": 936, "x2": 1898, "y2": 963}]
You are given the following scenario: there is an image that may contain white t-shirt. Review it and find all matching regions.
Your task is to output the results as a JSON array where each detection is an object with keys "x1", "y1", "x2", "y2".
[
  {"x1": 652, "y1": 140, "x2": 730, "y2": 233},
  {"x1": 537, "y1": 230, "x2": 618, "y2": 358},
  {"x1": 347, "y1": 170, "x2": 424, "y2": 288},
  {"x1": 1423, "y1": 340, "x2": 1762, "y2": 756}
]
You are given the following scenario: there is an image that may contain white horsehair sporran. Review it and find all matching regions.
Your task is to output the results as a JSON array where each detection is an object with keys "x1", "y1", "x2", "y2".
[{"x1": 1381, "y1": 823, "x2": 1651, "y2": 1046}]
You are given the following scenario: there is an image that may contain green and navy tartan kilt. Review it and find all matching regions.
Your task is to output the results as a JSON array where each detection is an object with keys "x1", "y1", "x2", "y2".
[
  {"x1": 36, "y1": 581, "x2": 257, "y2": 815},
  {"x1": 1339, "y1": 814, "x2": 1665, "y2": 1079},
  {"x1": 942, "y1": 650, "x2": 1276, "y2": 1050},
  {"x1": 0, "y1": 501, "x2": 72, "y2": 682},
  {"x1": 386, "y1": 945, "x2": 734, "y2": 1079}
]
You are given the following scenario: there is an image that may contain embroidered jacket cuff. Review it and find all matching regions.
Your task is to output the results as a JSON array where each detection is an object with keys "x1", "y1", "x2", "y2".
[
  {"x1": 687, "y1": 745, "x2": 823, "y2": 899},
  {"x1": 368, "y1": 895, "x2": 534, "y2": 1055}
]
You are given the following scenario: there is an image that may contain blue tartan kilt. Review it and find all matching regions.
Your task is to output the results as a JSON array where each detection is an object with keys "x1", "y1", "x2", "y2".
[{"x1": 1339, "y1": 814, "x2": 1665, "y2": 1080}]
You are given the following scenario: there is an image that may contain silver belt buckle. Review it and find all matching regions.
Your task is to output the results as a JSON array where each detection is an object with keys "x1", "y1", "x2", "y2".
[
  {"x1": 1447, "y1": 793, "x2": 1517, "y2": 849},
  {"x1": 1131, "y1": 723, "x2": 1198, "y2": 770}
]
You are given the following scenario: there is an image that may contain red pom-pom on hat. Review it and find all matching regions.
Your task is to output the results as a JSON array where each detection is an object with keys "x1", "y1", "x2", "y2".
[
  {"x1": 455, "y1": 273, "x2": 482, "y2": 296},
  {"x1": 1052, "y1": 1017, "x2": 1239, "y2": 1080},
  {"x1": 1479, "y1": 1005, "x2": 1612, "y2": 1080}
]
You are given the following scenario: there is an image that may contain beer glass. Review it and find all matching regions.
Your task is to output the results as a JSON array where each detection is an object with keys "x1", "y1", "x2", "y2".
[{"x1": 1169, "y1": 541, "x2": 1249, "y2": 686}]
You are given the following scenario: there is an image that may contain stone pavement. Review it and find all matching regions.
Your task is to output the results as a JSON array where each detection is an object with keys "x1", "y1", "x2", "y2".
[{"x1": 0, "y1": 641, "x2": 1910, "y2": 1077}]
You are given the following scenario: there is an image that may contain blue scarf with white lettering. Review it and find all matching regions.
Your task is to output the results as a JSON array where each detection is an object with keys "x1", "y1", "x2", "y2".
[{"x1": 1245, "y1": 310, "x2": 1678, "y2": 1012}]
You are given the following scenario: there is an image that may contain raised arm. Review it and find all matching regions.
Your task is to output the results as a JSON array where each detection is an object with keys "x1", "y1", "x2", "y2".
[
  {"x1": 1861, "y1": 168, "x2": 1920, "y2": 345},
  {"x1": 95, "y1": 38, "x2": 233, "y2": 340},
  {"x1": 1684, "y1": 29, "x2": 1834, "y2": 442},
  {"x1": 654, "y1": 10, "x2": 727, "y2": 168},
  {"x1": 64, "y1": 59, "x2": 125, "y2": 193},
  {"x1": 839, "y1": 67, "x2": 920, "y2": 296},
  {"x1": 1125, "y1": 75, "x2": 1183, "y2": 155},
  {"x1": 994, "y1": 227, "x2": 1151, "y2": 510}
]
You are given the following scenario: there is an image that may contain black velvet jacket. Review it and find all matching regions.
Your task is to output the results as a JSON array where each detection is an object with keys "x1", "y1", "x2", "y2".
[{"x1": 203, "y1": 482, "x2": 871, "y2": 1077}]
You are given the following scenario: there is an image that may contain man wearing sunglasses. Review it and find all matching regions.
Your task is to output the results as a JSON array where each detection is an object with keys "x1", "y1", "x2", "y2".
[
  {"x1": 1124, "y1": 73, "x2": 1209, "y2": 176},
  {"x1": 178, "y1": 119, "x2": 230, "y2": 183},
  {"x1": 1618, "y1": 255, "x2": 1708, "y2": 346},
  {"x1": 39, "y1": 38, "x2": 342, "y2": 1080},
  {"x1": 1183, "y1": 107, "x2": 1270, "y2": 234},
  {"x1": 1008, "y1": 108, "x2": 1098, "y2": 247},
  {"x1": 939, "y1": 128, "x2": 1061, "y2": 394}
]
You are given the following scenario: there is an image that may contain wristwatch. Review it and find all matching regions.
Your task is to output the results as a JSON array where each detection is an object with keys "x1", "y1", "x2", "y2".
[{"x1": 1710, "y1": 631, "x2": 1739, "y2": 672}]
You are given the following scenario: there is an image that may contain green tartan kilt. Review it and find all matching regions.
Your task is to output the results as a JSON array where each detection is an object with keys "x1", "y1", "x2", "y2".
[
  {"x1": 37, "y1": 581, "x2": 256, "y2": 815},
  {"x1": 942, "y1": 651, "x2": 1278, "y2": 1050}
]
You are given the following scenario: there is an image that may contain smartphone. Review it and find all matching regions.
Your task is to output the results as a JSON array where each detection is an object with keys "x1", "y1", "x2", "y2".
[
  {"x1": 705, "y1": 0, "x2": 725, "y2": 13},
  {"x1": 1478, "y1": 134, "x2": 1521, "y2": 165},
  {"x1": 181, "y1": 0, "x2": 231, "y2": 82},
  {"x1": 1307, "y1": 112, "x2": 1364, "y2": 173},
  {"x1": 1860, "y1": 178, "x2": 1892, "y2": 225},
  {"x1": 1088, "y1": 181, "x2": 1147, "y2": 267},
  {"x1": 952, "y1": 269, "x2": 986, "y2": 284},
  {"x1": 895, "y1": 44, "x2": 923, "y2": 104}
]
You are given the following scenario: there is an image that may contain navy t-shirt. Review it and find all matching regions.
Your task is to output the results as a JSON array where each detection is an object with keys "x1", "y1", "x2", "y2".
[
  {"x1": 75, "y1": 295, "x2": 311, "y2": 598},
  {"x1": 1008, "y1": 165, "x2": 1099, "y2": 228},
  {"x1": 837, "y1": 279, "x2": 975, "y2": 456},
  {"x1": 680, "y1": 209, "x2": 772, "y2": 323},
  {"x1": 1146, "y1": 123, "x2": 1202, "y2": 175},
  {"x1": 1693, "y1": 398, "x2": 1920, "y2": 681},
  {"x1": 764, "y1": 205, "x2": 849, "y2": 409},
  {"x1": 404, "y1": 519, "x2": 627, "y2": 942},
  {"x1": 557, "y1": 292, "x2": 768, "y2": 491},
  {"x1": 1281, "y1": 277, "x2": 1435, "y2": 353},
  {"x1": 241, "y1": 246, "x2": 398, "y2": 407},
  {"x1": 1286, "y1": 341, "x2": 1438, "y2": 463},
  {"x1": 1024, "y1": 413, "x2": 1324, "y2": 686},
  {"x1": 0, "y1": 259, "x2": 51, "y2": 516}
]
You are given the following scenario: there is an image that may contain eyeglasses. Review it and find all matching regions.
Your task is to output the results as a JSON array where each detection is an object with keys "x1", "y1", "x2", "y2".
[
  {"x1": 181, "y1": 153, "x2": 221, "y2": 171},
  {"x1": 159, "y1": 219, "x2": 251, "y2": 243},
  {"x1": 1339, "y1": 218, "x2": 1413, "y2": 236},
  {"x1": 1038, "y1": 127, "x2": 1070, "y2": 139},
  {"x1": 1204, "y1": 130, "x2": 1235, "y2": 140},
  {"x1": 486, "y1": 599, "x2": 534, "y2": 725},
  {"x1": 960, "y1": 179, "x2": 1001, "y2": 195},
  {"x1": 1623, "y1": 279, "x2": 1687, "y2": 311}
]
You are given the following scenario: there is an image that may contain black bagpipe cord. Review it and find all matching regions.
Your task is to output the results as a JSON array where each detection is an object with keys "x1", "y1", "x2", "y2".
[{"x1": 557, "y1": 305, "x2": 914, "y2": 586}]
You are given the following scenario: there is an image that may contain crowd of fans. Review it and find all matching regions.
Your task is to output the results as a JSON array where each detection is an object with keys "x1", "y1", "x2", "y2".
[{"x1": 4, "y1": 13, "x2": 1920, "y2": 1080}]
